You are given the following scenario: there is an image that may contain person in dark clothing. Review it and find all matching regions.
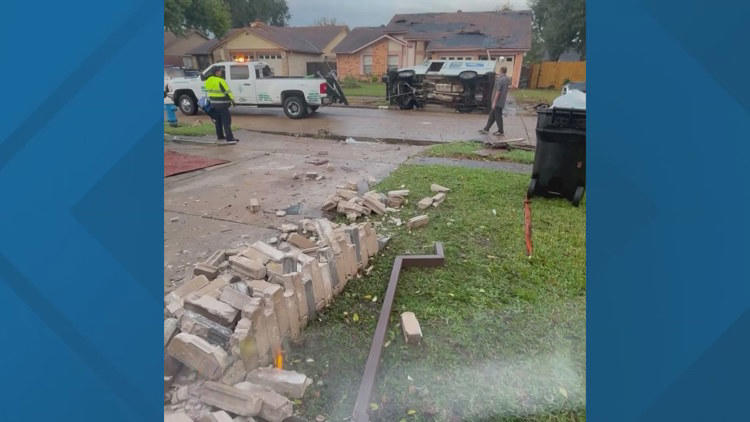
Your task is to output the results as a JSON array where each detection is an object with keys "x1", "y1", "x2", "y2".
[
  {"x1": 479, "y1": 65, "x2": 510, "y2": 136},
  {"x1": 204, "y1": 67, "x2": 239, "y2": 144}
]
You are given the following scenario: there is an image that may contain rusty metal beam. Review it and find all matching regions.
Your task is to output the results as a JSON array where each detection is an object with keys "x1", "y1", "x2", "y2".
[{"x1": 352, "y1": 242, "x2": 445, "y2": 422}]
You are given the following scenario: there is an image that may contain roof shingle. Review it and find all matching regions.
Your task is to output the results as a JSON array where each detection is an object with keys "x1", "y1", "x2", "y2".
[
  {"x1": 334, "y1": 11, "x2": 532, "y2": 54},
  {"x1": 386, "y1": 11, "x2": 532, "y2": 51},
  {"x1": 212, "y1": 24, "x2": 348, "y2": 54},
  {"x1": 332, "y1": 27, "x2": 389, "y2": 54}
]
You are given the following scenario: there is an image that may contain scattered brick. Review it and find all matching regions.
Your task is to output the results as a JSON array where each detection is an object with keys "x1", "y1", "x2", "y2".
[
  {"x1": 167, "y1": 333, "x2": 229, "y2": 380},
  {"x1": 280, "y1": 223, "x2": 298, "y2": 233},
  {"x1": 401, "y1": 311, "x2": 423, "y2": 344},
  {"x1": 407, "y1": 215, "x2": 429, "y2": 229},
  {"x1": 194, "y1": 263, "x2": 219, "y2": 280},
  {"x1": 180, "y1": 310, "x2": 234, "y2": 348},
  {"x1": 246, "y1": 367, "x2": 313, "y2": 399},
  {"x1": 387, "y1": 189, "x2": 410, "y2": 197},
  {"x1": 164, "y1": 318, "x2": 178, "y2": 347},
  {"x1": 235, "y1": 381, "x2": 294, "y2": 422},
  {"x1": 219, "y1": 285, "x2": 256, "y2": 311},
  {"x1": 172, "y1": 275, "x2": 210, "y2": 300},
  {"x1": 430, "y1": 183, "x2": 450, "y2": 193},
  {"x1": 199, "y1": 381, "x2": 262, "y2": 417},
  {"x1": 205, "y1": 250, "x2": 226, "y2": 267},
  {"x1": 287, "y1": 233, "x2": 316, "y2": 249},
  {"x1": 249, "y1": 198, "x2": 261, "y2": 213},
  {"x1": 251, "y1": 241, "x2": 286, "y2": 262},
  {"x1": 165, "y1": 411, "x2": 194, "y2": 422},
  {"x1": 185, "y1": 295, "x2": 239, "y2": 327},
  {"x1": 198, "y1": 410, "x2": 234, "y2": 422},
  {"x1": 432, "y1": 192, "x2": 446, "y2": 206},
  {"x1": 417, "y1": 197, "x2": 434, "y2": 209},
  {"x1": 229, "y1": 255, "x2": 267, "y2": 279}
]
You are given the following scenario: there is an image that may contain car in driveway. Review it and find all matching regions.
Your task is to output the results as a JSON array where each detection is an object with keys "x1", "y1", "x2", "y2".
[{"x1": 166, "y1": 61, "x2": 347, "y2": 119}]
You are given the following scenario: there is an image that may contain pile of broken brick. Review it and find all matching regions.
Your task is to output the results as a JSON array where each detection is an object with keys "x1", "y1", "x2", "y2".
[
  {"x1": 321, "y1": 181, "x2": 451, "y2": 226},
  {"x1": 164, "y1": 217, "x2": 387, "y2": 422}
]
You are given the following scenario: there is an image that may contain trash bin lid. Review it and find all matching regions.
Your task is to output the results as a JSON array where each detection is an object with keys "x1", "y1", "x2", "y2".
[{"x1": 551, "y1": 90, "x2": 586, "y2": 110}]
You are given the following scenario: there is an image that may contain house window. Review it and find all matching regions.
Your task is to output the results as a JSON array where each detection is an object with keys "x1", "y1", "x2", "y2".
[
  {"x1": 232, "y1": 53, "x2": 251, "y2": 63},
  {"x1": 440, "y1": 57, "x2": 447, "y2": 60},
  {"x1": 506, "y1": 57, "x2": 513, "y2": 62},
  {"x1": 449, "y1": 57, "x2": 455, "y2": 60},
  {"x1": 479, "y1": 55, "x2": 488, "y2": 60},
  {"x1": 363, "y1": 55, "x2": 373, "y2": 74},
  {"x1": 387, "y1": 55, "x2": 399, "y2": 71}
]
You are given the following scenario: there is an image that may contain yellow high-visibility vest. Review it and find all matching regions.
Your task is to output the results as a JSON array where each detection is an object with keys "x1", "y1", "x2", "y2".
[{"x1": 204, "y1": 76, "x2": 233, "y2": 102}]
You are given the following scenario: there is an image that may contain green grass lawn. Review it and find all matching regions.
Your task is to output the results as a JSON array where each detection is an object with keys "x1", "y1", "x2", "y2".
[
  {"x1": 341, "y1": 81, "x2": 387, "y2": 97},
  {"x1": 511, "y1": 89, "x2": 560, "y2": 105},
  {"x1": 425, "y1": 141, "x2": 536, "y2": 165},
  {"x1": 163, "y1": 122, "x2": 237, "y2": 137},
  {"x1": 287, "y1": 164, "x2": 586, "y2": 422}
]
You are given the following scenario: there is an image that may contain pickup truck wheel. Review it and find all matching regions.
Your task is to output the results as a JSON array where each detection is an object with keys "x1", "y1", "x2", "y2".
[
  {"x1": 283, "y1": 96, "x2": 308, "y2": 119},
  {"x1": 177, "y1": 94, "x2": 197, "y2": 115}
]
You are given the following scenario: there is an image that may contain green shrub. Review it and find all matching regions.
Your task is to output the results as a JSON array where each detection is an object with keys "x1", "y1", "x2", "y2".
[{"x1": 340, "y1": 76, "x2": 361, "y2": 89}]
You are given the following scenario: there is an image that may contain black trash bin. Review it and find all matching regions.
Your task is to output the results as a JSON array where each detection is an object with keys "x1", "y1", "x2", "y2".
[{"x1": 527, "y1": 106, "x2": 586, "y2": 206}]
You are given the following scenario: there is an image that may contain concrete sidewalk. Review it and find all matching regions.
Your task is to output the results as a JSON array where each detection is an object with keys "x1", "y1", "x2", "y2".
[{"x1": 178, "y1": 96, "x2": 536, "y2": 146}]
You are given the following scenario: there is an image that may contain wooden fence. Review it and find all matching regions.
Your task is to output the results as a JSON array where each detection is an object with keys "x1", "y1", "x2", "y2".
[{"x1": 529, "y1": 61, "x2": 586, "y2": 89}]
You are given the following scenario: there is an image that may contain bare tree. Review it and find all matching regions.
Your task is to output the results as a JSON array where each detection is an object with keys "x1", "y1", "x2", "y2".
[{"x1": 314, "y1": 17, "x2": 339, "y2": 26}]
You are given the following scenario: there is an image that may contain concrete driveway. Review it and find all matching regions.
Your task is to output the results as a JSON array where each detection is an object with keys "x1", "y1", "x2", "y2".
[
  {"x1": 178, "y1": 95, "x2": 537, "y2": 145},
  {"x1": 164, "y1": 130, "x2": 425, "y2": 290}
]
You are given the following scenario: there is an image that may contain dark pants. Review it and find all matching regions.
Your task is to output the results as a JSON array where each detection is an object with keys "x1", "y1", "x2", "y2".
[
  {"x1": 483, "y1": 105, "x2": 504, "y2": 133},
  {"x1": 212, "y1": 103, "x2": 234, "y2": 141}
]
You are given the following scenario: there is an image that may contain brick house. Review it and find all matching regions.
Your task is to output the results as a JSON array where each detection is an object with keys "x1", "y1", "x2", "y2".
[
  {"x1": 334, "y1": 10, "x2": 532, "y2": 87},
  {"x1": 165, "y1": 30, "x2": 210, "y2": 68},
  {"x1": 195, "y1": 22, "x2": 349, "y2": 76}
]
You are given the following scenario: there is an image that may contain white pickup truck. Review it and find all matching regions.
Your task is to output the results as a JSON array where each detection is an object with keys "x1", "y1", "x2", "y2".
[{"x1": 166, "y1": 61, "x2": 347, "y2": 119}]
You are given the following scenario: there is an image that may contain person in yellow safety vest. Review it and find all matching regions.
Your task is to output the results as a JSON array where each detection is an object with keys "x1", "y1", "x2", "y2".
[{"x1": 205, "y1": 66, "x2": 239, "y2": 144}]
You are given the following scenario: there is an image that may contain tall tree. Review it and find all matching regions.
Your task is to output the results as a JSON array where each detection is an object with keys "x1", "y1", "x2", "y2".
[
  {"x1": 165, "y1": 0, "x2": 231, "y2": 37},
  {"x1": 225, "y1": 0, "x2": 291, "y2": 28},
  {"x1": 528, "y1": 0, "x2": 585, "y2": 61}
]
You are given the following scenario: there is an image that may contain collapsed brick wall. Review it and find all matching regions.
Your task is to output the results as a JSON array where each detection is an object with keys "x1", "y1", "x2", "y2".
[{"x1": 165, "y1": 218, "x2": 382, "y2": 374}]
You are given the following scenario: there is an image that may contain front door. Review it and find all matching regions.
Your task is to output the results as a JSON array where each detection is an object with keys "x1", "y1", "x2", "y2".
[{"x1": 227, "y1": 64, "x2": 254, "y2": 104}]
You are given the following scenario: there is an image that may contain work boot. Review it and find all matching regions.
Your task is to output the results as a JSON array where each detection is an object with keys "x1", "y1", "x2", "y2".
[
  {"x1": 493, "y1": 131, "x2": 504, "y2": 136},
  {"x1": 478, "y1": 129, "x2": 489, "y2": 134}
]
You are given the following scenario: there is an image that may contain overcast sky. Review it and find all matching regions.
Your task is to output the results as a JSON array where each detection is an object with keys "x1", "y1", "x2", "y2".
[{"x1": 287, "y1": 0, "x2": 530, "y2": 27}]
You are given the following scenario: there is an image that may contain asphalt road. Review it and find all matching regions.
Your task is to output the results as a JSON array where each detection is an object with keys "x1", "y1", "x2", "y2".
[{"x1": 179, "y1": 98, "x2": 537, "y2": 145}]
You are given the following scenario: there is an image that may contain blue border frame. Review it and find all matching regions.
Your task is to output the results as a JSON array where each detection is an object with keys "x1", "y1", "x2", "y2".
[
  {"x1": 0, "y1": 1, "x2": 163, "y2": 420},
  {"x1": 589, "y1": 0, "x2": 750, "y2": 420}
]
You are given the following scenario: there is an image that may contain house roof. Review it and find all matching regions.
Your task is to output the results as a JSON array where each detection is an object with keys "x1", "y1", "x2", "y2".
[
  {"x1": 386, "y1": 10, "x2": 532, "y2": 51},
  {"x1": 287, "y1": 25, "x2": 349, "y2": 50},
  {"x1": 213, "y1": 24, "x2": 348, "y2": 54},
  {"x1": 332, "y1": 27, "x2": 390, "y2": 54},
  {"x1": 188, "y1": 38, "x2": 220, "y2": 55},
  {"x1": 164, "y1": 30, "x2": 210, "y2": 55}
]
